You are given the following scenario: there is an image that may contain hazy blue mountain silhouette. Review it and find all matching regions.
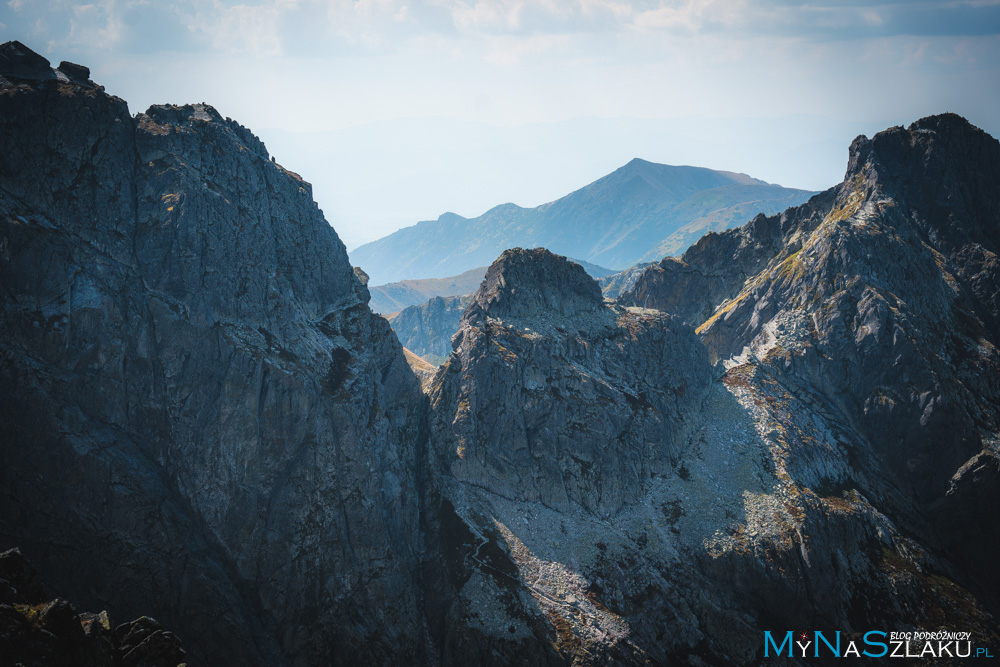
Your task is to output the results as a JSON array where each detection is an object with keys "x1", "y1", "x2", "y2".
[{"x1": 350, "y1": 158, "x2": 815, "y2": 284}]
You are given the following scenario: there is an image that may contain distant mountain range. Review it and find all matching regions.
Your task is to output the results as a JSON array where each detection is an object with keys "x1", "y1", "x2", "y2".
[
  {"x1": 368, "y1": 258, "x2": 614, "y2": 314},
  {"x1": 385, "y1": 259, "x2": 639, "y2": 361},
  {"x1": 350, "y1": 159, "x2": 816, "y2": 284},
  {"x1": 368, "y1": 266, "x2": 488, "y2": 315}
]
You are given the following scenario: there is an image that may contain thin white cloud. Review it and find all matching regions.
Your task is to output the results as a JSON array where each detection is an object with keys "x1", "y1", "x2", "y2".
[
  {"x1": 63, "y1": 0, "x2": 123, "y2": 48},
  {"x1": 206, "y1": 3, "x2": 283, "y2": 55},
  {"x1": 449, "y1": 0, "x2": 528, "y2": 32},
  {"x1": 861, "y1": 9, "x2": 884, "y2": 26},
  {"x1": 632, "y1": 0, "x2": 746, "y2": 33},
  {"x1": 1, "y1": 0, "x2": 996, "y2": 250},
  {"x1": 9, "y1": 0, "x2": 998, "y2": 64},
  {"x1": 481, "y1": 32, "x2": 571, "y2": 64}
]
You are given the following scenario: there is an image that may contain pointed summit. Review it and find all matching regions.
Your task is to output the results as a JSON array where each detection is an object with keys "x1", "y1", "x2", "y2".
[
  {"x1": 0, "y1": 41, "x2": 50, "y2": 79},
  {"x1": 464, "y1": 248, "x2": 603, "y2": 324},
  {"x1": 620, "y1": 112, "x2": 1000, "y2": 599},
  {"x1": 843, "y1": 112, "x2": 1000, "y2": 246}
]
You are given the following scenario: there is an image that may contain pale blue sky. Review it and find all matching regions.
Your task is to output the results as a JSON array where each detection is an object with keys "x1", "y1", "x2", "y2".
[{"x1": 3, "y1": 1, "x2": 998, "y2": 248}]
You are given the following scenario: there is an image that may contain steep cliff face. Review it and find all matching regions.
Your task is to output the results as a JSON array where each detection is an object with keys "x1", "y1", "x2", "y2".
[
  {"x1": 423, "y1": 249, "x2": 717, "y2": 664},
  {"x1": 426, "y1": 159, "x2": 999, "y2": 663},
  {"x1": 0, "y1": 42, "x2": 427, "y2": 666},
  {"x1": 622, "y1": 113, "x2": 1000, "y2": 597},
  {"x1": 432, "y1": 248, "x2": 712, "y2": 514}
]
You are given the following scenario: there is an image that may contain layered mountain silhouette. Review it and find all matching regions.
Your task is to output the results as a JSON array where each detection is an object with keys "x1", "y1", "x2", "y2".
[
  {"x1": 350, "y1": 159, "x2": 815, "y2": 284},
  {"x1": 620, "y1": 111, "x2": 1000, "y2": 597},
  {"x1": 2, "y1": 41, "x2": 997, "y2": 666},
  {"x1": 368, "y1": 258, "x2": 612, "y2": 315},
  {"x1": 368, "y1": 266, "x2": 488, "y2": 315},
  {"x1": 386, "y1": 261, "x2": 655, "y2": 363},
  {"x1": 386, "y1": 294, "x2": 473, "y2": 365}
]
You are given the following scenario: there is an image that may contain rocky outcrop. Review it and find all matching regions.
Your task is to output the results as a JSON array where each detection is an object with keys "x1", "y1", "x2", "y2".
[
  {"x1": 56, "y1": 61, "x2": 90, "y2": 83},
  {"x1": 622, "y1": 113, "x2": 1000, "y2": 599},
  {"x1": 0, "y1": 547, "x2": 187, "y2": 667},
  {"x1": 0, "y1": 41, "x2": 53, "y2": 80},
  {"x1": 433, "y1": 248, "x2": 712, "y2": 513},
  {"x1": 1, "y1": 41, "x2": 98, "y2": 89},
  {"x1": 387, "y1": 293, "x2": 473, "y2": 365},
  {"x1": 424, "y1": 249, "x2": 715, "y2": 663},
  {"x1": 0, "y1": 43, "x2": 427, "y2": 666},
  {"x1": 385, "y1": 257, "x2": 612, "y2": 366},
  {"x1": 424, "y1": 120, "x2": 1000, "y2": 659},
  {"x1": 427, "y1": 245, "x2": 999, "y2": 665}
]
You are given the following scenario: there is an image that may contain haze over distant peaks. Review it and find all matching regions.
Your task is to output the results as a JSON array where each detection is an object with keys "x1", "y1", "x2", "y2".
[
  {"x1": 350, "y1": 158, "x2": 816, "y2": 284},
  {"x1": 367, "y1": 256, "x2": 613, "y2": 315}
]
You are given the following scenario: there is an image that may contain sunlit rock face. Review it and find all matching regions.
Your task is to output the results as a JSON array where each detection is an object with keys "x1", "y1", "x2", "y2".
[
  {"x1": 423, "y1": 248, "x2": 715, "y2": 663},
  {"x1": 431, "y1": 248, "x2": 712, "y2": 515},
  {"x1": 0, "y1": 42, "x2": 427, "y2": 666},
  {"x1": 622, "y1": 113, "x2": 1000, "y2": 599},
  {"x1": 425, "y1": 126, "x2": 1000, "y2": 662}
]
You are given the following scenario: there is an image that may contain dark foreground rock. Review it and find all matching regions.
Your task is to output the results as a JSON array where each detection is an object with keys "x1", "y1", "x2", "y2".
[{"x1": 0, "y1": 547, "x2": 186, "y2": 667}]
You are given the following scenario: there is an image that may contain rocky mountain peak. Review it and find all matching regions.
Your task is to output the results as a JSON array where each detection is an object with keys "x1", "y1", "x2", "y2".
[
  {"x1": 5, "y1": 41, "x2": 1000, "y2": 667},
  {"x1": 1, "y1": 41, "x2": 97, "y2": 88},
  {"x1": 463, "y1": 247, "x2": 603, "y2": 324},
  {"x1": 618, "y1": 112, "x2": 1000, "y2": 604},
  {"x1": 0, "y1": 40, "x2": 51, "y2": 79},
  {"x1": 427, "y1": 116, "x2": 1000, "y2": 661},
  {"x1": 140, "y1": 103, "x2": 273, "y2": 162},
  {"x1": 845, "y1": 114, "x2": 999, "y2": 240},
  {"x1": 847, "y1": 112, "x2": 982, "y2": 170},
  {"x1": 1, "y1": 43, "x2": 425, "y2": 666}
]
